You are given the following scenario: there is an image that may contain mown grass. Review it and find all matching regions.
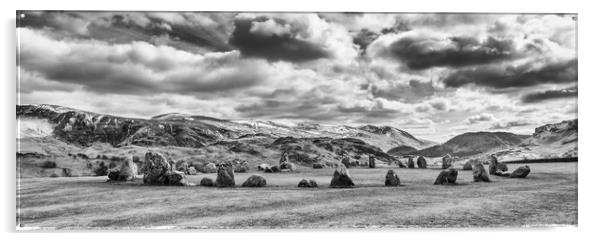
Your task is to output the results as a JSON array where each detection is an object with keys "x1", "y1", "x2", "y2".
[{"x1": 16, "y1": 163, "x2": 577, "y2": 229}]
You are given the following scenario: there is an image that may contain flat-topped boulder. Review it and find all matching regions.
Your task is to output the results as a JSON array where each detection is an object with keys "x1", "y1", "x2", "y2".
[
  {"x1": 298, "y1": 178, "x2": 318, "y2": 188},
  {"x1": 242, "y1": 175, "x2": 266, "y2": 187}
]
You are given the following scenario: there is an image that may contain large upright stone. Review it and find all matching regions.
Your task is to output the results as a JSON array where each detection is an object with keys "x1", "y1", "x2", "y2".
[
  {"x1": 142, "y1": 151, "x2": 190, "y2": 186},
  {"x1": 215, "y1": 162, "x2": 235, "y2": 187},
  {"x1": 385, "y1": 169, "x2": 401, "y2": 186},
  {"x1": 142, "y1": 151, "x2": 171, "y2": 185},
  {"x1": 510, "y1": 165, "x2": 531, "y2": 178},
  {"x1": 488, "y1": 154, "x2": 499, "y2": 174},
  {"x1": 417, "y1": 156, "x2": 427, "y2": 168},
  {"x1": 368, "y1": 155, "x2": 376, "y2": 168},
  {"x1": 472, "y1": 163, "x2": 491, "y2": 182},
  {"x1": 279, "y1": 150, "x2": 290, "y2": 164},
  {"x1": 342, "y1": 156, "x2": 351, "y2": 168},
  {"x1": 434, "y1": 168, "x2": 458, "y2": 185},
  {"x1": 329, "y1": 165, "x2": 354, "y2": 188},
  {"x1": 442, "y1": 154, "x2": 452, "y2": 169},
  {"x1": 407, "y1": 157, "x2": 415, "y2": 168}
]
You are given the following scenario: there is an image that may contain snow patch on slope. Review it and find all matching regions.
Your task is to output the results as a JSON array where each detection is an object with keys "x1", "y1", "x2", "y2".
[{"x1": 18, "y1": 117, "x2": 55, "y2": 138}]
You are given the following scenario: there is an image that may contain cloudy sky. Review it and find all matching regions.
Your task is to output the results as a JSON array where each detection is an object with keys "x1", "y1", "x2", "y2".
[{"x1": 17, "y1": 11, "x2": 577, "y2": 142}]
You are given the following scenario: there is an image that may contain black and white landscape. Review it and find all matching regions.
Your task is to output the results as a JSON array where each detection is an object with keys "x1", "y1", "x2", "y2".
[{"x1": 16, "y1": 12, "x2": 577, "y2": 229}]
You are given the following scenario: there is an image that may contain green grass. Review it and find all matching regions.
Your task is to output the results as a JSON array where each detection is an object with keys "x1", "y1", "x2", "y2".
[{"x1": 16, "y1": 163, "x2": 577, "y2": 229}]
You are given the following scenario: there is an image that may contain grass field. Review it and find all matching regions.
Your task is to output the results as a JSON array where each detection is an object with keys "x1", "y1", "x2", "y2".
[{"x1": 16, "y1": 162, "x2": 577, "y2": 229}]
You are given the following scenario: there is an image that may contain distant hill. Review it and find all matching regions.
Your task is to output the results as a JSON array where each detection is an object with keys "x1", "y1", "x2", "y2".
[
  {"x1": 494, "y1": 119, "x2": 577, "y2": 161},
  {"x1": 386, "y1": 145, "x2": 418, "y2": 156},
  {"x1": 17, "y1": 104, "x2": 432, "y2": 151},
  {"x1": 407, "y1": 132, "x2": 529, "y2": 157}
]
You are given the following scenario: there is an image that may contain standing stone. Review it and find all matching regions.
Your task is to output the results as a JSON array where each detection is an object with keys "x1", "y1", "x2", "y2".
[
  {"x1": 141, "y1": 151, "x2": 190, "y2": 185},
  {"x1": 342, "y1": 156, "x2": 351, "y2": 168},
  {"x1": 368, "y1": 155, "x2": 376, "y2": 168},
  {"x1": 385, "y1": 169, "x2": 401, "y2": 186},
  {"x1": 463, "y1": 161, "x2": 473, "y2": 170},
  {"x1": 417, "y1": 156, "x2": 427, "y2": 168},
  {"x1": 488, "y1": 154, "x2": 499, "y2": 174},
  {"x1": 329, "y1": 165, "x2": 354, "y2": 188},
  {"x1": 472, "y1": 163, "x2": 491, "y2": 182},
  {"x1": 200, "y1": 177, "x2": 214, "y2": 187},
  {"x1": 215, "y1": 162, "x2": 235, "y2": 187},
  {"x1": 510, "y1": 165, "x2": 531, "y2": 178},
  {"x1": 279, "y1": 150, "x2": 290, "y2": 165},
  {"x1": 142, "y1": 152, "x2": 171, "y2": 185},
  {"x1": 442, "y1": 154, "x2": 452, "y2": 169},
  {"x1": 242, "y1": 175, "x2": 267, "y2": 187},
  {"x1": 298, "y1": 178, "x2": 318, "y2": 188},
  {"x1": 434, "y1": 168, "x2": 458, "y2": 185},
  {"x1": 407, "y1": 157, "x2": 415, "y2": 168},
  {"x1": 312, "y1": 163, "x2": 324, "y2": 169}
]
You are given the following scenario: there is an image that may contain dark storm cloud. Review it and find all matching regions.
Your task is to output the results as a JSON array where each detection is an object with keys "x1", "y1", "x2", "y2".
[
  {"x1": 18, "y1": 11, "x2": 234, "y2": 53},
  {"x1": 389, "y1": 36, "x2": 516, "y2": 70},
  {"x1": 234, "y1": 94, "x2": 341, "y2": 121},
  {"x1": 337, "y1": 102, "x2": 400, "y2": 119},
  {"x1": 229, "y1": 17, "x2": 331, "y2": 62},
  {"x1": 370, "y1": 80, "x2": 435, "y2": 102},
  {"x1": 442, "y1": 59, "x2": 577, "y2": 89},
  {"x1": 19, "y1": 28, "x2": 269, "y2": 96},
  {"x1": 522, "y1": 86, "x2": 577, "y2": 103}
]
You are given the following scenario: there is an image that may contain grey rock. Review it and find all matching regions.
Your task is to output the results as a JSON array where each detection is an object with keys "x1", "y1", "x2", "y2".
[
  {"x1": 385, "y1": 169, "x2": 401, "y2": 186},
  {"x1": 298, "y1": 178, "x2": 318, "y2": 188},
  {"x1": 434, "y1": 168, "x2": 458, "y2": 185},
  {"x1": 242, "y1": 175, "x2": 266, "y2": 187}
]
